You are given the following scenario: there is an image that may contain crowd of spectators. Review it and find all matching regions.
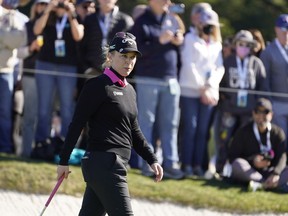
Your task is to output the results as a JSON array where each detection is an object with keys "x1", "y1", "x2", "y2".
[{"x1": 1, "y1": 0, "x2": 288, "y2": 191}]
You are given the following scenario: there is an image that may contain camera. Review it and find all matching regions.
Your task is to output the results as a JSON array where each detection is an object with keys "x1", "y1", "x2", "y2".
[
  {"x1": 168, "y1": 3, "x2": 185, "y2": 14},
  {"x1": 261, "y1": 151, "x2": 274, "y2": 161},
  {"x1": 57, "y1": 2, "x2": 66, "y2": 9}
]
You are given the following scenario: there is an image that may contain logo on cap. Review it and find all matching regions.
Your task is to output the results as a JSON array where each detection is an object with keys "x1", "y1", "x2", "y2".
[{"x1": 109, "y1": 32, "x2": 142, "y2": 56}]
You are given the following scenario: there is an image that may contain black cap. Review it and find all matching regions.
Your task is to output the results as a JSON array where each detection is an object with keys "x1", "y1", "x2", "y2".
[
  {"x1": 109, "y1": 32, "x2": 142, "y2": 56},
  {"x1": 254, "y1": 98, "x2": 273, "y2": 112},
  {"x1": 76, "y1": 0, "x2": 93, "y2": 5}
]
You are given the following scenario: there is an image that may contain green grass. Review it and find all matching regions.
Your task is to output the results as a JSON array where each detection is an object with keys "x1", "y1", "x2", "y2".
[{"x1": 1, "y1": 153, "x2": 288, "y2": 214}]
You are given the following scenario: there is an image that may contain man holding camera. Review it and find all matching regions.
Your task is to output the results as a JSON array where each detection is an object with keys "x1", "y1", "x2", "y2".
[{"x1": 228, "y1": 98, "x2": 288, "y2": 192}]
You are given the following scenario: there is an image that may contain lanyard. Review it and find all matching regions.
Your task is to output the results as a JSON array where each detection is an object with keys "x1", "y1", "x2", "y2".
[
  {"x1": 253, "y1": 122, "x2": 272, "y2": 153},
  {"x1": 56, "y1": 14, "x2": 68, "y2": 39},
  {"x1": 98, "y1": 7, "x2": 118, "y2": 47},
  {"x1": 99, "y1": 13, "x2": 110, "y2": 46},
  {"x1": 236, "y1": 56, "x2": 248, "y2": 89}
]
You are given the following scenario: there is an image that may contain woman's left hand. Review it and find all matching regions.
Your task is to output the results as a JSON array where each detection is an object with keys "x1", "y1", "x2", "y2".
[{"x1": 150, "y1": 163, "x2": 163, "y2": 182}]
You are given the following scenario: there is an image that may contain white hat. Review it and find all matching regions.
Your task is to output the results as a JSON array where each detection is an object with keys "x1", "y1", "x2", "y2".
[
  {"x1": 200, "y1": 9, "x2": 220, "y2": 26},
  {"x1": 34, "y1": 0, "x2": 50, "y2": 4},
  {"x1": 233, "y1": 30, "x2": 256, "y2": 45}
]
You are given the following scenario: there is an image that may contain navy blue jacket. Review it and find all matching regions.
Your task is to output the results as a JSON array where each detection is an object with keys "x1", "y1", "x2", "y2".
[{"x1": 131, "y1": 9, "x2": 180, "y2": 79}]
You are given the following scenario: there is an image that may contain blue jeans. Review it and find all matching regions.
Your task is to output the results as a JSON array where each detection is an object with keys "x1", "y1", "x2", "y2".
[
  {"x1": 0, "y1": 73, "x2": 14, "y2": 152},
  {"x1": 21, "y1": 76, "x2": 38, "y2": 157},
  {"x1": 179, "y1": 96, "x2": 213, "y2": 167},
  {"x1": 135, "y1": 77, "x2": 180, "y2": 168},
  {"x1": 35, "y1": 60, "x2": 77, "y2": 142}
]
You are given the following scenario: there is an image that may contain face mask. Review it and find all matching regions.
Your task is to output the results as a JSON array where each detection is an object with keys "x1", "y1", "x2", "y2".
[
  {"x1": 236, "y1": 46, "x2": 250, "y2": 58},
  {"x1": 202, "y1": 25, "x2": 213, "y2": 35}
]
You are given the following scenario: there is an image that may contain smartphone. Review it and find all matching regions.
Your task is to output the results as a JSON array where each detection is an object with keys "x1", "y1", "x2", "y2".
[{"x1": 168, "y1": 3, "x2": 185, "y2": 14}]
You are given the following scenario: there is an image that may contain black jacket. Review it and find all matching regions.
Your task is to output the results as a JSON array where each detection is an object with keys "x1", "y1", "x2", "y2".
[
  {"x1": 80, "y1": 6, "x2": 133, "y2": 73},
  {"x1": 228, "y1": 121, "x2": 286, "y2": 175}
]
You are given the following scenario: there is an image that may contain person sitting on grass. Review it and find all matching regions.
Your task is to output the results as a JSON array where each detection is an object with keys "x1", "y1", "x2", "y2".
[{"x1": 228, "y1": 98, "x2": 288, "y2": 192}]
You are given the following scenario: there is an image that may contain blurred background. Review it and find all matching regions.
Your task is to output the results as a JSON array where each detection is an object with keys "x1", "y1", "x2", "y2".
[{"x1": 117, "y1": 0, "x2": 288, "y2": 43}]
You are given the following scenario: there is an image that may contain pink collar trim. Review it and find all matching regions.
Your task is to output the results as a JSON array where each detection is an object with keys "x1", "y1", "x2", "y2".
[{"x1": 103, "y1": 68, "x2": 128, "y2": 87}]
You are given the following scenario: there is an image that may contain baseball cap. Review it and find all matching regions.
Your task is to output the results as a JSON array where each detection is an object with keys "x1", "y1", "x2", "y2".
[
  {"x1": 254, "y1": 98, "x2": 273, "y2": 113},
  {"x1": 275, "y1": 14, "x2": 288, "y2": 30},
  {"x1": 34, "y1": 0, "x2": 50, "y2": 4},
  {"x1": 200, "y1": 9, "x2": 220, "y2": 26},
  {"x1": 233, "y1": 30, "x2": 256, "y2": 45},
  {"x1": 191, "y1": 2, "x2": 212, "y2": 15},
  {"x1": 109, "y1": 32, "x2": 142, "y2": 57}
]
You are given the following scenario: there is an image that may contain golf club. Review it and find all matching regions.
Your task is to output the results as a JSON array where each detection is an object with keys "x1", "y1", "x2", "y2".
[{"x1": 39, "y1": 174, "x2": 65, "y2": 216}]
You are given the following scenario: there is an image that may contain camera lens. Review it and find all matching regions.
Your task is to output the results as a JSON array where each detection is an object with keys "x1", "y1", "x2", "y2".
[{"x1": 57, "y1": 2, "x2": 65, "y2": 8}]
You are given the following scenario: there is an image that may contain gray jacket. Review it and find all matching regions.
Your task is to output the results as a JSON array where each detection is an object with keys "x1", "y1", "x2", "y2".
[
  {"x1": 219, "y1": 54, "x2": 268, "y2": 114},
  {"x1": 260, "y1": 39, "x2": 288, "y2": 102}
]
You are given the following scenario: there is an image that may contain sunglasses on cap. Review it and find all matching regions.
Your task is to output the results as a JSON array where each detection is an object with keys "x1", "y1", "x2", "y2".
[
  {"x1": 113, "y1": 32, "x2": 136, "y2": 41},
  {"x1": 254, "y1": 109, "x2": 270, "y2": 115}
]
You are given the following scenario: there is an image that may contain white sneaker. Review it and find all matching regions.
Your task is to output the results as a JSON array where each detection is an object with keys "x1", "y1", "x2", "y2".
[{"x1": 248, "y1": 180, "x2": 263, "y2": 192}]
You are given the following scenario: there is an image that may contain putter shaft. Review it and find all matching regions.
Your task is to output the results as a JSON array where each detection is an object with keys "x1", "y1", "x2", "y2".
[{"x1": 39, "y1": 174, "x2": 65, "y2": 216}]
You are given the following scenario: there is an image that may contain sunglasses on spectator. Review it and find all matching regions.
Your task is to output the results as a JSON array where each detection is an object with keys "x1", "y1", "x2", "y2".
[
  {"x1": 237, "y1": 42, "x2": 252, "y2": 48},
  {"x1": 254, "y1": 109, "x2": 270, "y2": 115},
  {"x1": 279, "y1": 27, "x2": 288, "y2": 32},
  {"x1": 113, "y1": 32, "x2": 136, "y2": 40},
  {"x1": 37, "y1": 2, "x2": 48, "y2": 6}
]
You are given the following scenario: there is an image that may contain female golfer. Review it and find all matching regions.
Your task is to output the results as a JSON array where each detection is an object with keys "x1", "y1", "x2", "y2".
[{"x1": 57, "y1": 32, "x2": 163, "y2": 215}]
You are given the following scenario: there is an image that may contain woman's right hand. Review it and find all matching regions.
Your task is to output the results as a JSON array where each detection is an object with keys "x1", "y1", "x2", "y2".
[{"x1": 57, "y1": 165, "x2": 70, "y2": 180}]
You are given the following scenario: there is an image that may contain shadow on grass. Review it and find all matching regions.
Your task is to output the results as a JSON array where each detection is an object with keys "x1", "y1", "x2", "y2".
[
  {"x1": 190, "y1": 176, "x2": 248, "y2": 193},
  {"x1": 200, "y1": 176, "x2": 287, "y2": 195}
]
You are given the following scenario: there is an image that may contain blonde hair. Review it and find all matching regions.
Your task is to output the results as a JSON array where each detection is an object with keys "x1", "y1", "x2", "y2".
[
  {"x1": 213, "y1": 26, "x2": 222, "y2": 43},
  {"x1": 174, "y1": 13, "x2": 186, "y2": 34},
  {"x1": 102, "y1": 46, "x2": 112, "y2": 69}
]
